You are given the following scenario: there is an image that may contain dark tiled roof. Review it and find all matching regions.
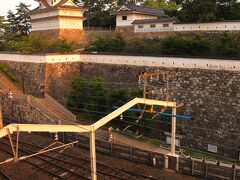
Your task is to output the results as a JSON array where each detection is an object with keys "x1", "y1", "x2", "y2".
[
  {"x1": 30, "y1": 0, "x2": 86, "y2": 15},
  {"x1": 117, "y1": 4, "x2": 165, "y2": 16},
  {"x1": 132, "y1": 17, "x2": 179, "y2": 24}
]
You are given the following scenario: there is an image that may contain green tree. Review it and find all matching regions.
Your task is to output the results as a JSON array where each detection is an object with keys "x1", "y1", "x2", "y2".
[
  {"x1": 0, "y1": 16, "x2": 7, "y2": 30},
  {"x1": 76, "y1": 0, "x2": 116, "y2": 28},
  {"x1": 68, "y1": 77, "x2": 89, "y2": 109},
  {"x1": 179, "y1": 0, "x2": 217, "y2": 22},
  {"x1": 216, "y1": 0, "x2": 240, "y2": 20},
  {"x1": 109, "y1": 33, "x2": 126, "y2": 52},
  {"x1": 144, "y1": 0, "x2": 179, "y2": 16},
  {"x1": 216, "y1": 33, "x2": 240, "y2": 57},
  {"x1": 7, "y1": 3, "x2": 31, "y2": 36},
  {"x1": 7, "y1": 10, "x2": 18, "y2": 34}
]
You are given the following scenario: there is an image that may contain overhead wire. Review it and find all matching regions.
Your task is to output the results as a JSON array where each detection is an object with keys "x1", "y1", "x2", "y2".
[{"x1": 67, "y1": 107, "x2": 240, "y2": 139}]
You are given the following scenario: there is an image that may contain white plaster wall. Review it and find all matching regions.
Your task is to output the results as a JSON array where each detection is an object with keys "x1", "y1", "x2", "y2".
[
  {"x1": 80, "y1": 55, "x2": 240, "y2": 71},
  {"x1": 0, "y1": 53, "x2": 239, "y2": 71},
  {"x1": 31, "y1": 9, "x2": 84, "y2": 31},
  {"x1": 59, "y1": 18, "x2": 83, "y2": 29},
  {"x1": 134, "y1": 22, "x2": 174, "y2": 33},
  {"x1": 59, "y1": 9, "x2": 83, "y2": 17},
  {"x1": 174, "y1": 21, "x2": 240, "y2": 32},
  {"x1": 31, "y1": 19, "x2": 60, "y2": 31},
  {"x1": 0, "y1": 53, "x2": 47, "y2": 63},
  {"x1": 116, "y1": 14, "x2": 157, "y2": 27},
  {"x1": 31, "y1": 11, "x2": 59, "y2": 20},
  {"x1": 0, "y1": 53, "x2": 81, "y2": 63}
]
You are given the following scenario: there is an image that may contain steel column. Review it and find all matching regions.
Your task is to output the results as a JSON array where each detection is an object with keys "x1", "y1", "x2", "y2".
[{"x1": 90, "y1": 126, "x2": 97, "y2": 180}]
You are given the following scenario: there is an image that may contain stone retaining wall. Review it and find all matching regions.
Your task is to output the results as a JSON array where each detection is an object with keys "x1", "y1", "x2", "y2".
[
  {"x1": 79, "y1": 62, "x2": 240, "y2": 159},
  {"x1": 0, "y1": 60, "x2": 46, "y2": 97},
  {"x1": 1, "y1": 93, "x2": 57, "y2": 125},
  {"x1": 0, "y1": 53, "x2": 240, "y2": 158}
]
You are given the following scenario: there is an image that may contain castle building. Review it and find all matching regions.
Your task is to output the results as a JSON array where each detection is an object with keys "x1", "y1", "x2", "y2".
[
  {"x1": 115, "y1": 4, "x2": 166, "y2": 34},
  {"x1": 29, "y1": 0, "x2": 87, "y2": 42},
  {"x1": 116, "y1": 4, "x2": 240, "y2": 35}
]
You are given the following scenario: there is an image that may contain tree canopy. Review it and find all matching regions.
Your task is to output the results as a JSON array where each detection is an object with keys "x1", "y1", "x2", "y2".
[
  {"x1": 178, "y1": 0, "x2": 240, "y2": 22},
  {"x1": 144, "y1": 0, "x2": 179, "y2": 17},
  {"x1": 75, "y1": 0, "x2": 240, "y2": 27},
  {"x1": 7, "y1": 3, "x2": 31, "y2": 36},
  {"x1": 178, "y1": 0, "x2": 217, "y2": 22}
]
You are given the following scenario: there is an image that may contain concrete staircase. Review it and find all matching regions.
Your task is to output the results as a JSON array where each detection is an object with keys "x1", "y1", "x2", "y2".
[{"x1": 0, "y1": 70, "x2": 76, "y2": 124}]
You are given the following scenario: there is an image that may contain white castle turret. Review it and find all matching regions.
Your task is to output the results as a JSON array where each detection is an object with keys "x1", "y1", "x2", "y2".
[{"x1": 30, "y1": 0, "x2": 87, "y2": 42}]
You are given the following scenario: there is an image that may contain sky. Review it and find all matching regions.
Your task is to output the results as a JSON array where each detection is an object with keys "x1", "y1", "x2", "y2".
[{"x1": 0, "y1": 0, "x2": 38, "y2": 16}]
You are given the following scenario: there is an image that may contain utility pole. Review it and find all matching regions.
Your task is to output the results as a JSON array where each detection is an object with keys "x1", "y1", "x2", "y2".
[{"x1": 138, "y1": 71, "x2": 165, "y2": 99}]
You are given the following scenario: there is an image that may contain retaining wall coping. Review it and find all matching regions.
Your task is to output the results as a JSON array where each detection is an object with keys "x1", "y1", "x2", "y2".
[{"x1": 0, "y1": 52, "x2": 240, "y2": 71}]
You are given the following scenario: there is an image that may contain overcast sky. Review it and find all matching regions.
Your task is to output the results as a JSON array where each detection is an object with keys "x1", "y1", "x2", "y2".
[{"x1": 0, "y1": 0, "x2": 38, "y2": 16}]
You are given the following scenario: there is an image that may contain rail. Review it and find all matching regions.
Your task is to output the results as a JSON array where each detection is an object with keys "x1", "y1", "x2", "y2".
[{"x1": 0, "y1": 171, "x2": 12, "y2": 180}]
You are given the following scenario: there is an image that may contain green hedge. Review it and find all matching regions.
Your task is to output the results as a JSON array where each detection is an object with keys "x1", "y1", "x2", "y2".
[
  {"x1": 86, "y1": 33, "x2": 240, "y2": 58},
  {"x1": 5, "y1": 35, "x2": 76, "y2": 54}
]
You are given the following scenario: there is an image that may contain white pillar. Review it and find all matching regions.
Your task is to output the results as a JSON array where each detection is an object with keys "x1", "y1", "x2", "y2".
[
  {"x1": 171, "y1": 106, "x2": 177, "y2": 156},
  {"x1": 90, "y1": 126, "x2": 97, "y2": 180}
]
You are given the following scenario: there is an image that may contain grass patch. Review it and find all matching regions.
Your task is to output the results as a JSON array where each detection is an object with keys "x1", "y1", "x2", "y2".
[
  {"x1": 0, "y1": 63, "x2": 32, "y2": 95},
  {"x1": 182, "y1": 148, "x2": 239, "y2": 163},
  {"x1": 0, "y1": 63, "x2": 19, "y2": 83}
]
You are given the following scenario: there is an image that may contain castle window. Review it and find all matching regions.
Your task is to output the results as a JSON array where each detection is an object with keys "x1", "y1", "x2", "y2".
[
  {"x1": 163, "y1": 23, "x2": 169, "y2": 27},
  {"x1": 122, "y1": 16, "x2": 127, "y2": 20},
  {"x1": 150, "y1": 24, "x2": 156, "y2": 28},
  {"x1": 138, "y1": 25, "x2": 144, "y2": 29}
]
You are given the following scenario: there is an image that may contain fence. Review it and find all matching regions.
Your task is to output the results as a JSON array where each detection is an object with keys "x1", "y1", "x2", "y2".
[{"x1": 58, "y1": 132, "x2": 240, "y2": 180}]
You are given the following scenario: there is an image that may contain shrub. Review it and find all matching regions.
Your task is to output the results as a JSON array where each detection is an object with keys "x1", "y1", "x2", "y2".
[
  {"x1": 86, "y1": 37, "x2": 110, "y2": 52},
  {"x1": 48, "y1": 39, "x2": 75, "y2": 53},
  {"x1": 124, "y1": 39, "x2": 150, "y2": 54},
  {"x1": 4, "y1": 34, "x2": 76, "y2": 54},
  {"x1": 109, "y1": 33, "x2": 126, "y2": 52},
  {"x1": 216, "y1": 33, "x2": 240, "y2": 57}
]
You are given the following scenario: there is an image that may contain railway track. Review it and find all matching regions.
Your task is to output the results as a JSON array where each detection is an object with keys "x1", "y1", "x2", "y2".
[
  {"x1": 0, "y1": 137, "x2": 158, "y2": 180},
  {"x1": 0, "y1": 170, "x2": 12, "y2": 180}
]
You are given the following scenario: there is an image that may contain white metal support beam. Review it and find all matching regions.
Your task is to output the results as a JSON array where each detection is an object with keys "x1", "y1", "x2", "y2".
[
  {"x1": 0, "y1": 124, "x2": 90, "y2": 138},
  {"x1": 93, "y1": 98, "x2": 176, "y2": 130},
  {"x1": 89, "y1": 125, "x2": 97, "y2": 180},
  {"x1": 0, "y1": 98, "x2": 179, "y2": 180}
]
